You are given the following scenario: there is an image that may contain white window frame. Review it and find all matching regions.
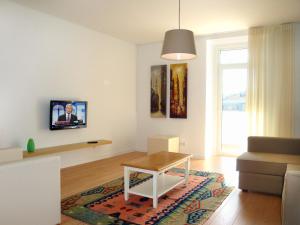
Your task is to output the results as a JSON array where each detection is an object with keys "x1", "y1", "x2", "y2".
[{"x1": 214, "y1": 43, "x2": 248, "y2": 156}]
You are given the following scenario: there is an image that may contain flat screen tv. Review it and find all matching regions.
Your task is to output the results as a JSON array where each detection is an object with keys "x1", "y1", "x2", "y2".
[{"x1": 50, "y1": 100, "x2": 87, "y2": 130}]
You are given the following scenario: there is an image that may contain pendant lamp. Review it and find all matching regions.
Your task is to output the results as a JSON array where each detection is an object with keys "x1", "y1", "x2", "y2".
[{"x1": 161, "y1": 0, "x2": 197, "y2": 60}]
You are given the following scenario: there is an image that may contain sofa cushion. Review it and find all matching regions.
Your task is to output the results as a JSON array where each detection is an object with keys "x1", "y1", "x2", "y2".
[
  {"x1": 248, "y1": 136, "x2": 300, "y2": 155},
  {"x1": 286, "y1": 164, "x2": 300, "y2": 172},
  {"x1": 237, "y1": 152, "x2": 300, "y2": 176}
]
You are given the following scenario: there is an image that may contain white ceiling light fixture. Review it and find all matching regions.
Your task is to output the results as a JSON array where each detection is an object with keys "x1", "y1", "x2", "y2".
[{"x1": 161, "y1": 0, "x2": 197, "y2": 60}]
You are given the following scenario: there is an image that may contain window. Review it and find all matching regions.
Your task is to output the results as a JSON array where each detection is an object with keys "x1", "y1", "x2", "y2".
[{"x1": 218, "y1": 47, "x2": 248, "y2": 155}]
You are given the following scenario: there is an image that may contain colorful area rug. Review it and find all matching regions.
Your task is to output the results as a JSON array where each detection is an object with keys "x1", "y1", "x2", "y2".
[{"x1": 62, "y1": 168, "x2": 233, "y2": 225}]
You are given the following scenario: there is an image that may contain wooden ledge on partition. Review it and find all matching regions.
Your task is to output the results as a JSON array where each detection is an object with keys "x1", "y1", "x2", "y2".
[{"x1": 23, "y1": 140, "x2": 112, "y2": 158}]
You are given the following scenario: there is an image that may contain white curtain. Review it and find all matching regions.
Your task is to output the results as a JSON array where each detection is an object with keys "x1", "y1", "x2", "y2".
[{"x1": 247, "y1": 24, "x2": 295, "y2": 137}]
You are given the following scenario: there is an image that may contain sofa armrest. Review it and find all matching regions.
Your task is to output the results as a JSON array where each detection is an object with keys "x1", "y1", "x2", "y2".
[
  {"x1": 282, "y1": 166, "x2": 300, "y2": 225},
  {"x1": 248, "y1": 136, "x2": 300, "y2": 155}
]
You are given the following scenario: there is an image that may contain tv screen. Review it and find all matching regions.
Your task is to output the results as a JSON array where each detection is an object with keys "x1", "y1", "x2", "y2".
[{"x1": 50, "y1": 100, "x2": 87, "y2": 130}]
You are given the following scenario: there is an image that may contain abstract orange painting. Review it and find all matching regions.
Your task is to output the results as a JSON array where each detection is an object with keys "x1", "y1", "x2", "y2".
[
  {"x1": 151, "y1": 65, "x2": 167, "y2": 118},
  {"x1": 170, "y1": 63, "x2": 188, "y2": 118}
]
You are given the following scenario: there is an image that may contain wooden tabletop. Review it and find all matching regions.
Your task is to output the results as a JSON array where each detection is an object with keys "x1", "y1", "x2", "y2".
[{"x1": 122, "y1": 151, "x2": 191, "y2": 171}]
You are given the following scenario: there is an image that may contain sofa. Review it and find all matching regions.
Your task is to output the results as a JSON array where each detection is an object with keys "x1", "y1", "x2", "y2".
[
  {"x1": 237, "y1": 136, "x2": 300, "y2": 225},
  {"x1": 282, "y1": 164, "x2": 300, "y2": 225},
  {"x1": 0, "y1": 147, "x2": 61, "y2": 225}
]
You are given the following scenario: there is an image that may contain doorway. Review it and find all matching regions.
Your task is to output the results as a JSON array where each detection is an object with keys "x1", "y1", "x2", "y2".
[{"x1": 218, "y1": 48, "x2": 248, "y2": 155}]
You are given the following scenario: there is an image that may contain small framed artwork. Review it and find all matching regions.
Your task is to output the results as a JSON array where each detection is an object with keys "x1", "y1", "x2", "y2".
[
  {"x1": 151, "y1": 65, "x2": 167, "y2": 118},
  {"x1": 170, "y1": 63, "x2": 188, "y2": 119}
]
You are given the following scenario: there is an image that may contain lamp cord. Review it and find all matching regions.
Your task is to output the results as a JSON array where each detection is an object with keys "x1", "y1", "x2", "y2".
[{"x1": 179, "y1": 0, "x2": 181, "y2": 29}]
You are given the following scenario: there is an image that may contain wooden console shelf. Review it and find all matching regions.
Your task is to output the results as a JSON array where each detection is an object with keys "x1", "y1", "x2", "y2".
[{"x1": 23, "y1": 140, "x2": 112, "y2": 158}]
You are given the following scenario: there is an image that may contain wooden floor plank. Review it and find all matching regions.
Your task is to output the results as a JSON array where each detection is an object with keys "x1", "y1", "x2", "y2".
[{"x1": 61, "y1": 151, "x2": 145, "y2": 198}]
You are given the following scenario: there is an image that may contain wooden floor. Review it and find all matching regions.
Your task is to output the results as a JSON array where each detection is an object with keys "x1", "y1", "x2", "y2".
[{"x1": 61, "y1": 152, "x2": 282, "y2": 225}]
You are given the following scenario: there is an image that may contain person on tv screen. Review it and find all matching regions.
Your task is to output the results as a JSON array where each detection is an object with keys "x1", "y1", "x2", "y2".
[{"x1": 57, "y1": 104, "x2": 78, "y2": 124}]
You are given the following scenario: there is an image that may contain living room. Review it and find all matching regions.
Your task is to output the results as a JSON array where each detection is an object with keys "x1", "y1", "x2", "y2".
[{"x1": 0, "y1": 0, "x2": 300, "y2": 225}]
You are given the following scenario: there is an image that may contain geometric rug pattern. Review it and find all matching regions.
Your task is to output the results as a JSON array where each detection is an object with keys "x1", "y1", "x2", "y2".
[{"x1": 62, "y1": 168, "x2": 233, "y2": 225}]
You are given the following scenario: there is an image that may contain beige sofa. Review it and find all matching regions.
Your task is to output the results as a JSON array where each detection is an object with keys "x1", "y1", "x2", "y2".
[
  {"x1": 282, "y1": 164, "x2": 300, "y2": 225},
  {"x1": 237, "y1": 136, "x2": 300, "y2": 225},
  {"x1": 237, "y1": 136, "x2": 300, "y2": 194}
]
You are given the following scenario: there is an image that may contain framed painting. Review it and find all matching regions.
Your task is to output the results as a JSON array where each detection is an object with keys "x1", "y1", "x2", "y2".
[
  {"x1": 170, "y1": 63, "x2": 188, "y2": 118},
  {"x1": 151, "y1": 65, "x2": 167, "y2": 118}
]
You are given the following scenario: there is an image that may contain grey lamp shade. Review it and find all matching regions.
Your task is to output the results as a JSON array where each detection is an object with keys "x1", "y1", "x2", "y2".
[{"x1": 161, "y1": 29, "x2": 197, "y2": 60}]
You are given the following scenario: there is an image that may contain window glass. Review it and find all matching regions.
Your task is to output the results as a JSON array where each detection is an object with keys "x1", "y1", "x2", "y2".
[
  {"x1": 220, "y1": 49, "x2": 248, "y2": 64},
  {"x1": 222, "y1": 68, "x2": 247, "y2": 111}
]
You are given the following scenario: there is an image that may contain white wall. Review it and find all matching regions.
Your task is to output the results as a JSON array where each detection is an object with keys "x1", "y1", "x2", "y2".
[
  {"x1": 295, "y1": 23, "x2": 300, "y2": 137},
  {"x1": 1, "y1": 0, "x2": 299, "y2": 165},
  {"x1": 0, "y1": 1, "x2": 136, "y2": 166},
  {"x1": 136, "y1": 26, "x2": 300, "y2": 158},
  {"x1": 136, "y1": 31, "x2": 247, "y2": 158},
  {"x1": 136, "y1": 41, "x2": 206, "y2": 158}
]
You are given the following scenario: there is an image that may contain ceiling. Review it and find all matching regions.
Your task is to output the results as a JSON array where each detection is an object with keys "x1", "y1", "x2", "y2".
[{"x1": 12, "y1": 0, "x2": 300, "y2": 44}]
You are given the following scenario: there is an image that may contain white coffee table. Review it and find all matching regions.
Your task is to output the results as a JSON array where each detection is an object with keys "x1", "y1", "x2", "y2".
[{"x1": 122, "y1": 152, "x2": 192, "y2": 208}]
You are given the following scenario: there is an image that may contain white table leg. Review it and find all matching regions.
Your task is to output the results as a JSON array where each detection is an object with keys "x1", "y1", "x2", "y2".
[
  {"x1": 124, "y1": 167, "x2": 130, "y2": 201},
  {"x1": 184, "y1": 158, "x2": 190, "y2": 185},
  {"x1": 153, "y1": 172, "x2": 158, "y2": 208}
]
